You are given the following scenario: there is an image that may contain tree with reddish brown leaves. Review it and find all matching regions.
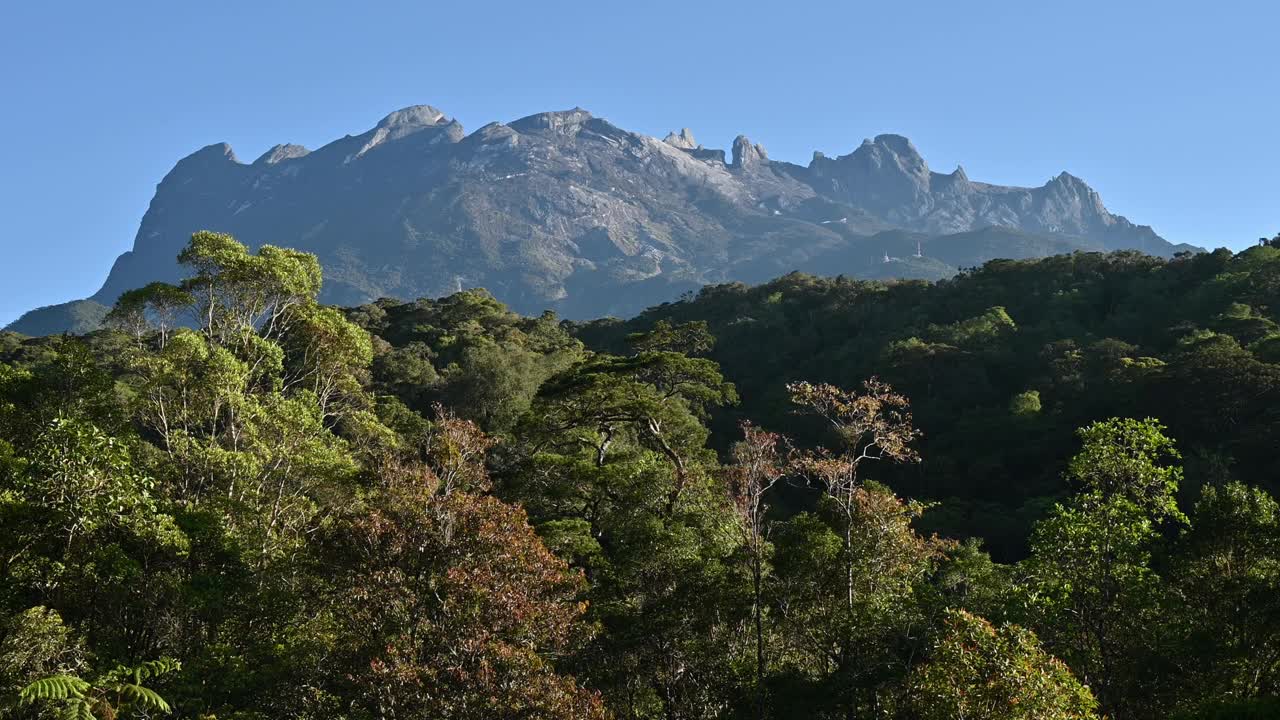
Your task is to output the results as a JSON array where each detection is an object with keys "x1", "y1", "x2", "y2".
[
  {"x1": 782, "y1": 378, "x2": 934, "y2": 719},
  {"x1": 725, "y1": 421, "x2": 788, "y2": 720},
  {"x1": 323, "y1": 418, "x2": 605, "y2": 720}
]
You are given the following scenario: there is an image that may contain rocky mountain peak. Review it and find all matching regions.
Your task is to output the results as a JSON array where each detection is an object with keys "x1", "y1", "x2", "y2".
[
  {"x1": 465, "y1": 122, "x2": 520, "y2": 146},
  {"x1": 376, "y1": 105, "x2": 449, "y2": 130},
  {"x1": 731, "y1": 135, "x2": 769, "y2": 168},
  {"x1": 1042, "y1": 171, "x2": 1108, "y2": 217},
  {"x1": 871, "y1": 133, "x2": 921, "y2": 155},
  {"x1": 7, "y1": 103, "x2": 1188, "y2": 336},
  {"x1": 859, "y1": 134, "x2": 929, "y2": 177},
  {"x1": 509, "y1": 108, "x2": 594, "y2": 134},
  {"x1": 344, "y1": 106, "x2": 461, "y2": 159},
  {"x1": 165, "y1": 142, "x2": 241, "y2": 178},
  {"x1": 932, "y1": 165, "x2": 972, "y2": 195},
  {"x1": 253, "y1": 143, "x2": 310, "y2": 165},
  {"x1": 1047, "y1": 171, "x2": 1095, "y2": 192},
  {"x1": 186, "y1": 142, "x2": 239, "y2": 163},
  {"x1": 1044, "y1": 171, "x2": 1099, "y2": 199},
  {"x1": 663, "y1": 128, "x2": 698, "y2": 149},
  {"x1": 806, "y1": 133, "x2": 933, "y2": 211}
]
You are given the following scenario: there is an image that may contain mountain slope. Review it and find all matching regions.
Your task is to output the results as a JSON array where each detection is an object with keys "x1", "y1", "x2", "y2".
[
  {"x1": 5, "y1": 299, "x2": 109, "y2": 337},
  {"x1": 7, "y1": 105, "x2": 1195, "y2": 332}
]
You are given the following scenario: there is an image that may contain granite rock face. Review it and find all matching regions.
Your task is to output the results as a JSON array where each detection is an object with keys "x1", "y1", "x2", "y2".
[
  {"x1": 731, "y1": 135, "x2": 769, "y2": 169},
  {"x1": 663, "y1": 128, "x2": 698, "y2": 149},
  {"x1": 7, "y1": 105, "x2": 1195, "y2": 332}
]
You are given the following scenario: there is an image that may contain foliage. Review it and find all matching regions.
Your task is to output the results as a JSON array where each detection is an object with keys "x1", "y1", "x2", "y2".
[
  {"x1": 767, "y1": 482, "x2": 946, "y2": 718},
  {"x1": 906, "y1": 609, "x2": 1098, "y2": 720},
  {"x1": 322, "y1": 454, "x2": 604, "y2": 719},
  {"x1": 19, "y1": 657, "x2": 180, "y2": 720},
  {"x1": 1021, "y1": 418, "x2": 1184, "y2": 718},
  {"x1": 572, "y1": 248, "x2": 1280, "y2": 560},
  {"x1": 349, "y1": 292, "x2": 583, "y2": 433},
  {"x1": 7, "y1": 237, "x2": 1280, "y2": 718},
  {"x1": 1166, "y1": 481, "x2": 1280, "y2": 708}
]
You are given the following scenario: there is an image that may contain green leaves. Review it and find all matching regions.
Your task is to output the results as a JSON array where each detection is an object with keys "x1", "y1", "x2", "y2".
[
  {"x1": 1169, "y1": 481, "x2": 1280, "y2": 702},
  {"x1": 1068, "y1": 417, "x2": 1185, "y2": 522},
  {"x1": 927, "y1": 305, "x2": 1017, "y2": 347},
  {"x1": 114, "y1": 683, "x2": 170, "y2": 712},
  {"x1": 59, "y1": 698, "x2": 95, "y2": 720},
  {"x1": 129, "y1": 657, "x2": 181, "y2": 683},
  {"x1": 175, "y1": 231, "x2": 324, "y2": 355},
  {"x1": 19, "y1": 675, "x2": 90, "y2": 702},
  {"x1": 18, "y1": 658, "x2": 181, "y2": 719},
  {"x1": 105, "y1": 281, "x2": 194, "y2": 340},
  {"x1": 540, "y1": 351, "x2": 738, "y2": 421},
  {"x1": 353, "y1": 291, "x2": 585, "y2": 433},
  {"x1": 626, "y1": 320, "x2": 716, "y2": 356},
  {"x1": 1022, "y1": 417, "x2": 1186, "y2": 718},
  {"x1": 18, "y1": 232, "x2": 1280, "y2": 720},
  {"x1": 1010, "y1": 389, "x2": 1042, "y2": 415},
  {"x1": 529, "y1": 349, "x2": 736, "y2": 498},
  {"x1": 908, "y1": 610, "x2": 1098, "y2": 720}
]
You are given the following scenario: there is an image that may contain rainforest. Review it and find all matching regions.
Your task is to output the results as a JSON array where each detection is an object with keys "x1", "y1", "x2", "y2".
[{"x1": 4, "y1": 232, "x2": 1280, "y2": 719}]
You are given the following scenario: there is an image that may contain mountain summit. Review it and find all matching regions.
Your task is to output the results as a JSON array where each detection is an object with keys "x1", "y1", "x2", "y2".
[{"x1": 6, "y1": 105, "x2": 1194, "y2": 334}]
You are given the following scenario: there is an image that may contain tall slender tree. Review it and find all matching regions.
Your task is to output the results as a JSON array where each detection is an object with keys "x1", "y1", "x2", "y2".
[
  {"x1": 784, "y1": 378, "x2": 928, "y2": 718},
  {"x1": 726, "y1": 422, "x2": 787, "y2": 720}
]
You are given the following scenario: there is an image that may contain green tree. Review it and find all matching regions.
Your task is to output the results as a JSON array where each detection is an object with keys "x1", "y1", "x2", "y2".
[
  {"x1": 279, "y1": 304, "x2": 373, "y2": 421},
  {"x1": 627, "y1": 319, "x2": 716, "y2": 356},
  {"x1": 352, "y1": 292, "x2": 584, "y2": 434},
  {"x1": 530, "y1": 350, "x2": 737, "y2": 512},
  {"x1": 177, "y1": 230, "x2": 321, "y2": 351},
  {"x1": 1168, "y1": 481, "x2": 1280, "y2": 707},
  {"x1": 906, "y1": 609, "x2": 1098, "y2": 720},
  {"x1": 104, "y1": 282, "x2": 194, "y2": 347},
  {"x1": 0, "y1": 412, "x2": 188, "y2": 664},
  {"x1": 91, "y1": 233, "x2": 383, "y2": 716},
  {"x1": 1009, "y1": 389, "x2": 1042, "y2": 416},
  {"x1": 514, "y1": 348, "x2": 744, "y2": 719},
  {"x1": 1022, "y1": 418, "x2": 1184, "y2": 719},
  {"x1": 111, "y1": 234, "x2": 369, "y2": 567},
  {"x1": 768, "y1": 483, "x2": 944, "y2": 719},
  {"x1": 780, "y1": 378, "x2": 934, "y2": 718},
  {"x1": 0, "y1": 607, "x2": 84, "y2": 720}
]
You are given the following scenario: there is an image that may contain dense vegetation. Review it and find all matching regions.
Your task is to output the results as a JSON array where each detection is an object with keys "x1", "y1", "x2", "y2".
[
  {"x1": 577, "y1": 239, "x2": 1280, "y2": 558},
  {"x1": 3, "y1": 232, "x2": 1280, "y2": 719}
]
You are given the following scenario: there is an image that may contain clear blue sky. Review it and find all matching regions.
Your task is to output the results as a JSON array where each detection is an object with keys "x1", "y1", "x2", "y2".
[{"x1": 2, "y1": 0, "x2": 1276, "y2": 326}]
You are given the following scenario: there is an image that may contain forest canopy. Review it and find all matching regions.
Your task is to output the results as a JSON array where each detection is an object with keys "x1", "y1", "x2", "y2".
[{"x1": 4, "y1": 232, "x2": 1280, "y2": 719}]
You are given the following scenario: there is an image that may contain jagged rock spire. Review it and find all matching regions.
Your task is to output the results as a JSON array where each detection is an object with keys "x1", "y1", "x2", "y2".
[
  {"x1": 731, "y1": 135, "x2": 768, "y2": 169},
  {"x1": 663, "y1": 128, "x2": 698, "y2": 149}
]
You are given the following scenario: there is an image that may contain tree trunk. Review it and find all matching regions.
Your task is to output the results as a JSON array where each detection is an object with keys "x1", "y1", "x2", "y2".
[{"x1": 753, "y1": 543, "x2": 766, "y2": 720}]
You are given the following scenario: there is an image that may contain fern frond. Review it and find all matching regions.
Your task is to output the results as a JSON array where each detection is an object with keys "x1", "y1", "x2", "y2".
[
  {"x1": 58, "y1": 698, "x2": 96, "y2": 720},
  {"x1": 20, "y1": 675, "x2": 90, "y2": 703},
  {"x1": 115, "y1": 683, "x2": 171, "y2": 713},
  {"x1": 131, "y1": 657, "x2": 181, "y2": 680}
]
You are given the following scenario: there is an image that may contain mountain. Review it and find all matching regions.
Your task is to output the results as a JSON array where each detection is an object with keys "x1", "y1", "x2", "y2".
[
  {"x1": 6, "y1": 105, "x2": 1198, "y2": 334},
  {"x1": 5, "y1": 299, "x2": 109, "y2": 337}
]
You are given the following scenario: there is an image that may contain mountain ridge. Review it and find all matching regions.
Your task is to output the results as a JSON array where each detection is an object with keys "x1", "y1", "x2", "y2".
[{"x1": 5, "y1": 104, "x2": 1198, "y2": 335}]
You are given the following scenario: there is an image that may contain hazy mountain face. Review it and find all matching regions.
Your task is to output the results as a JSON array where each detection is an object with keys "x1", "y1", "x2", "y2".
[{"x1": 7, "y1": 105, "x2": 1193, "y2": 333}]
